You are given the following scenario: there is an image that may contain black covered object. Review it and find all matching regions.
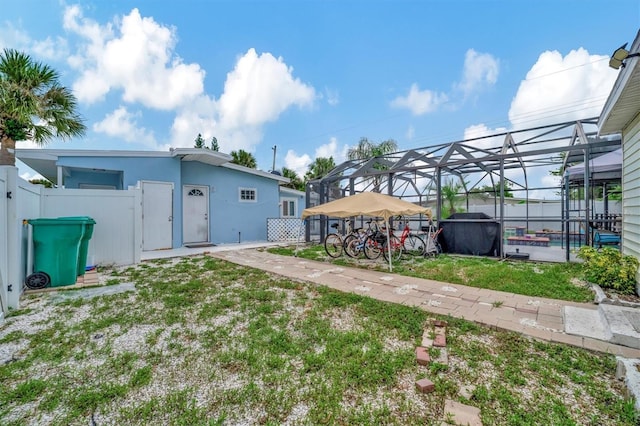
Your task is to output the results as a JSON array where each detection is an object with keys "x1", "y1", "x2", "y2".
[{"x1": 439, "y1": 212, "x2": 501, "y2": 257}]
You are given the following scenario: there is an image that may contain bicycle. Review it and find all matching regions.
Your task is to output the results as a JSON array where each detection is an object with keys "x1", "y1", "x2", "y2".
[
  {"x1": 344, "y1": 219, "x2": 383, "y2": 259},
  {"x1": 398, "y1": 219, "x2": 427, "y2": 257},
  {"x1": 323, "y1": 219, "x2": 353, "y2": 258},
  {"x1": 421, "y1": 220, "x2": 443, "y2": 256},
  {"x1": 380, "y1": 217, "x2": 427, "y2": 262}
]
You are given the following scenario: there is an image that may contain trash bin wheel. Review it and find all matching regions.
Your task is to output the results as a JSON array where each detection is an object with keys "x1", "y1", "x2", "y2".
[{"x1": 25, "y1": 271, "x2": 51, "y2": 290}]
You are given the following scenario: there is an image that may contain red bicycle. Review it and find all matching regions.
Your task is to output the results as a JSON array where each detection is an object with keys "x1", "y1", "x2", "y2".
[{"x1": 381, "y1": 218, "x2": 426, "y2": 262}]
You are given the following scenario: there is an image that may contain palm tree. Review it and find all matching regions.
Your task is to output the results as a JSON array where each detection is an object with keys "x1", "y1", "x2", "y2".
[
  {"x1": 282, "y1": 167, "x2": 305, "y2": 191},
  {"x1": 304, "y1": 156, "x2": 336, "y2": 181},
  {"x1": 230, "y1": 149, "x2": 257, "y2": 168},
  {"x1": 441, "y1": 178, "x2": 465, "y2": 218},
  {"x1": 347, "y1": 137, "x2": 398, "y2": 191},
  {"x1": 347, "y1": 137, "x2": 398, "y2": 161},
  {"x1": 0, "y1": 49, "x2": 86, "y2": 166}
]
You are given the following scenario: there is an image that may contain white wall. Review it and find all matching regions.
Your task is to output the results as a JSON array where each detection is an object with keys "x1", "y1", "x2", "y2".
[{"x1": 40, "y1": 188, "x2": 142, "y2": 266}]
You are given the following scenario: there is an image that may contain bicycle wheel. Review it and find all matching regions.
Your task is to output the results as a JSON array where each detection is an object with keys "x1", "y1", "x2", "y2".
[
  {"x1": 403, "y1": 234, "x2": 426, "y2": 256},
  {"x1": 424, "y1": 237, "x2": 442, "y2": 256},
  {"x1": 363, "y1": 235, "x2": 382, "y2": 259},
  {"x1": 324, "y1": 233, "x2": 344, "y2": 258},
  {"x1": 382, "y1": 235, "x2": 403, "y2": 262},
  {"x1": 343, "y1": 234, "x2": 362, "y2": 258}
]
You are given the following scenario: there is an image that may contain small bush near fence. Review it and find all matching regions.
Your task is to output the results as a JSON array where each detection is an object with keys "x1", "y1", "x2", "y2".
[{"x1": 577, "y1": 246, "x2": 639, "y2": 295}]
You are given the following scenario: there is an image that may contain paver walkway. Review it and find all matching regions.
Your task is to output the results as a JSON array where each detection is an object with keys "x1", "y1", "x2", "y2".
[{"x1": 212, "y1": 248, "x2": 640, "y2": 358}]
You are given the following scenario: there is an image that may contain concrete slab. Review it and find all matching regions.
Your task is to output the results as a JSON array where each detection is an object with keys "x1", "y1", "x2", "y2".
[
  {"x1": 443, "y1": 399, "x2": 482, "y2": 426},
  {"x1": 47, "y1": 282, "x2": 136, "y2": 303},
  {"x1": 616, "y1": 357, "x2": 640, "y2": 412},
  {"x1": 600, "y1": 304, "x2": 640, "y2": 349},
  {"x1": 563, "y1": 306, "x2": 611, "y2": 341}
]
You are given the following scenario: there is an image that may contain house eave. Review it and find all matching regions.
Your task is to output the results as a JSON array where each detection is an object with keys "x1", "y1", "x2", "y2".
[
  {"x1": 599, "y1": 29, "x2": 640, "y2": 136},
  {"x1": 221, "y1": 162, "x2": 290, "y2": 183},
  {"x1": 171, "y1": 148, "x2": 232, "y2": 166}
]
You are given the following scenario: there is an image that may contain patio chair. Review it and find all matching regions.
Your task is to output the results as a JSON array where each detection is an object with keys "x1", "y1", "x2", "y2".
[{"x1": 589, "y1": 221, "x2": 621, "y2": 249}]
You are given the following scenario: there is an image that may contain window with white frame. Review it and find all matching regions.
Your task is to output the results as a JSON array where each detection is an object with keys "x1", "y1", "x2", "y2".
[
  {"x1": 281, "y1": 198, "x2": 296, "y2": 217},
  {"x1": 239, "y1": 187, "x2": 257, "y2": 202}
]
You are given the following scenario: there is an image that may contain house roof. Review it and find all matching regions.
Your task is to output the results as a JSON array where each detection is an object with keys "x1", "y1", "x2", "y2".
[
  {"x1": 15, "y1": 148, "x2": 289, "y2": 184},
  {"x1": 279, "y1": 186, "x2": 305, "y2": 197},
  {"x1": 599, "y1": 30, "x2": 640, "y2": 135}
]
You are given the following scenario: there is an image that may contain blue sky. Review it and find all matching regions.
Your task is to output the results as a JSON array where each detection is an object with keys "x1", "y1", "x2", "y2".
[{"x1": 2, "y1": 0, "x2": 639, "y2": 185}]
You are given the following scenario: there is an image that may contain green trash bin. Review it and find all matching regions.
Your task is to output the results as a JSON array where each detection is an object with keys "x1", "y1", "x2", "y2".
[
  {"x1": 57, "y1": 216, "x2": 96, "y2": 276},
  {"x1": 28, "y1": 218, "x2": 85, "y2": 287}
]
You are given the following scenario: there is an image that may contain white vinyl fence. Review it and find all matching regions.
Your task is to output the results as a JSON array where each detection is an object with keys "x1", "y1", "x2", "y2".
[
  {"x1": 40, "y1": 188, "x2": 142, "y2": 266},
  {"x1": 1, "y1": 167, "x2": 142, "y2": 315},
  {"x1": 468, "y1": 200, "x2": 622, "y2": 231}
]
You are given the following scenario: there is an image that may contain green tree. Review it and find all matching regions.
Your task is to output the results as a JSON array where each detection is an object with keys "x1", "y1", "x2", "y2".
[
  {"x1": 0, "y1": 49, "x2": 86, "y2": 166},
  {"x1": 282, "y1": 167, "x2": 305, "y2": 191},
  {"x1": 471, "y1": 182, "x2": 514, "y2": 198},
  {"x1": 347, "y1": 137, "x2": 398, "y2": 191},
  {"x1": 231, "y1": 149, "x2": 257, "y2": 168},
  {"x1": 305, "y1": 156, "x2": 336, "y2": 181},
  {"x1": 29, "y1": 178, "x2": 52, "y2": 188},
  {"x1": 194, "y1": 133, "x2": 205, "y2": 148},
  {"x1": 347, "y1": 137, "x2": 398, "y2": 161},
  {"x1": 210, "y1": 137, "x2": 219, "y2": 151},
  {"x1": 442, "y1": 178, "x2": 465, "y2": 218}
]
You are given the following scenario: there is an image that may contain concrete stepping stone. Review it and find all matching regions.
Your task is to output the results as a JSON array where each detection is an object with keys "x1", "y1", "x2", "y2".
[{"x1": 443, "y1": 399, "x2": 482, "y2": 426}]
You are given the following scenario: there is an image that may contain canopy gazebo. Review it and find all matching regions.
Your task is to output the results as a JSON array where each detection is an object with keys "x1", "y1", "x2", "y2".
[{"x1": 301, "y1": 192, "x2": 432, "y2": 270}]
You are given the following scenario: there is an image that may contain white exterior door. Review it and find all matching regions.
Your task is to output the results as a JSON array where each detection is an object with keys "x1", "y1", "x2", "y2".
[
  {"x1": 142, "y1": 181, "x2": 173, "y2": 251},
  {"x1": 183, "y1": 185, "x2": 209, "y2": 244}
]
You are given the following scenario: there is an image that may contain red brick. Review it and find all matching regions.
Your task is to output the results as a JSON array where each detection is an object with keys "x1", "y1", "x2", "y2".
[
  {"x1": 415, "y1": 378, "x2": 435, "y2": 393},
  {"x1": 416, "y1": 346, "x2": 430, "y2": 365},
  {"x1": 433, "y1": 334, "x2": 446, "y2": 347},
  {"x1": 432, "y1": 319, "x2": 448, "y2": 327}
]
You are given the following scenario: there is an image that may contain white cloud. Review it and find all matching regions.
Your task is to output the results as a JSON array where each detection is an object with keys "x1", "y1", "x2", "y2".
[
  {"x1": 284, "y1": 150, "x2": 312, "y2": 177},
  {"x1": 456, "y1": 49, "x2": 499, "y2": 97},
  {"x1": 20, "y1": 170, "x2": 44, "y2": 181},
  {"x1": 170, "y1": 48, "x2": 316, "y2": 151},
  {"x1": 64, "y1": 6, "x2": 205, "y2": 109},
  {"x1": 315, "y1": 137, "x2": 348, "y2": 164},
  {"x1": 93, "y1": 106, "x2": 157, "y2": 147},
  {"x1": 0, "y1": 22, "x2": 68, "y2": 60},
  {"x1": 325, "y1": 88, "x2": 340, "y2": 106},
  {"x1": 390, "y1": 83, "x2": 447, "y2": 116},
  {"x1": 463, "y1": 123, "x2": 508, "y2": 150},
  {"x1": 218, "y1": 48, "x2": 315, "y2": 127},
  {"x1": 62, "y1": 5, "x2": 317, "y2": 153},
  {"x1": 508, "y1": 48, "x2": 615, "y2": 129},
  {"x1": 406, "y1": 125, "x2": 415, "y2": 140},
  {"x1": 284, "y1": 137, "x2": 348, "y2": 178}
]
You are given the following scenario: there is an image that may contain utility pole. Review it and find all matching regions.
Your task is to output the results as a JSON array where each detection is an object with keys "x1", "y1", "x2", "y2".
[{"x1": 271, "y1": 145, "x2": 277, "y2": 172}]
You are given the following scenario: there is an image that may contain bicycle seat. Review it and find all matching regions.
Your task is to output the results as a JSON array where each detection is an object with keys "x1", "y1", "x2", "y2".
[{"x1": 330, "y1": 223, "x2": 339, "y2": 229}]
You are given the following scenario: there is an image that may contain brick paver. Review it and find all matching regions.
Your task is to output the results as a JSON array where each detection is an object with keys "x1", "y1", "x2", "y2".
[{"x1": 210, "y1": 249, "x2": 640, "y2": 357}]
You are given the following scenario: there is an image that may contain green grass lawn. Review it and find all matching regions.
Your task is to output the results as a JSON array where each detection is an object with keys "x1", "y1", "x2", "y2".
[
  {"x1": 0, "y1": 255, "x2": 634, "y2": 425},
  {"x1": 268, "y1": 244, "x2": 594, "y2": 303}
]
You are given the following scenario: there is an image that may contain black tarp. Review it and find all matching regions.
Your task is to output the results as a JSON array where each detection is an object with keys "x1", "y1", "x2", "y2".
[{"x1": 439, "y1": 212, "x2": 501, "y2": 257}]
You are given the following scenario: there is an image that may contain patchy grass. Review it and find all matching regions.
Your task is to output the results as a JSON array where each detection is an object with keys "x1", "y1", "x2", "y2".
[
  {"x1": 0, "y1": 255, "x2": 634, "y2": 425},
  {"x1": 269, "y1": 244, "x2": 593, "y2": 303}
]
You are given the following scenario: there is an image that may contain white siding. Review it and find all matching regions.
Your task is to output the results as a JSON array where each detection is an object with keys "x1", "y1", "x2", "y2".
[
  {"x1": 622, "y1": 112, "x2": 640, "y2": 261},
  {"x1": 41, "y1": 188, "x2": 142, "y2": 266}
]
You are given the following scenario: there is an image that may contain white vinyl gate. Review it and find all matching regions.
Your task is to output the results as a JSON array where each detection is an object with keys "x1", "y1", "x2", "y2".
[{"x1": 142, "y1": 181, "x2": 174, "y2": 251}]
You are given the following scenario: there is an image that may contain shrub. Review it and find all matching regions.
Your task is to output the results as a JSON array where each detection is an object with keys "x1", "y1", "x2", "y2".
[{"x1": 577, "y1": 246, "x2": 639, "y2": 295}]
